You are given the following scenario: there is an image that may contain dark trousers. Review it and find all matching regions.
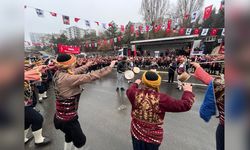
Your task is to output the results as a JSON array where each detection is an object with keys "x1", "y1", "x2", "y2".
[
  {"x1": 30, "y1": 90, "x2": 38, "y2": 108},
  {"x1": 37, "y1": 82, "x2": 49, "y2": 94},
  {"x1": 54, "y1": 116, "x2": 86, "y2": 148},
  {"x1": 24, "y1": 107, "x2": 43, "y2": 131},
  {"x1": 168, "y1": 72, "x2": 174, "y2": 83},
  {"x1": 132, "y1": 136, "x2": 160, "y2": 150},
  {"x1": 216, "y1": 124, "x2": 224, "y2": 150}
]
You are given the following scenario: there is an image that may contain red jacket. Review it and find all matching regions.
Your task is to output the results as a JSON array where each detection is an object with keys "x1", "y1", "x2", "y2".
[{"x1": 126, "y1": 83, "x2": 195, "y2": 144}]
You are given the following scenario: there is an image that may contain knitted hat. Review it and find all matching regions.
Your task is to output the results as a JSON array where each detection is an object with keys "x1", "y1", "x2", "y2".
[
  {"x1": 142, "y1": 71, "x2": 161, "y2": 92},
  {"x1": 56, "y1": 54, "x2": 76, "y2": 68}
]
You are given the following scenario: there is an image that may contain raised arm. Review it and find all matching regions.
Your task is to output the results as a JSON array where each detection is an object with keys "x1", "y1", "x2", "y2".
[
  {"x1": 24, "y1": 69, "x2": 41, "y2": 81},
  {"x1": 73, "y1": 60, "x2": 94, "y2": 74},
  {"x1": 160, "y1": 83, "x2": 195, "y2": 112},
  {"x1": 68, "y1": 61, "x2": 116, "y2": 86},
  {"x1": 126, "y1": 79, "x2": 141, "y2": 105},
  {"x1": 191, "y1": 62, "x2": 214, "y2": 85}
]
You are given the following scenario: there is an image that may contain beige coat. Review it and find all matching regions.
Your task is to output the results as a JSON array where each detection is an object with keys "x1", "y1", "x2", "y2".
[{"x1": 53, "y1": 64, "x2": 112, "y2": 98}]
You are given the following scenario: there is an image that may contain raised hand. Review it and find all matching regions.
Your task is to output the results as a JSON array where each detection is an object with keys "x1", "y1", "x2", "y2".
[
  {"x1": 190, "y1": 62, "x2": 201, "y2": 69},
  {"x1": 109, "y1": 60, "x2": 117, "y2": 68},
  {"x1": 85, "y1": 60, "x2": 94, "y2": 66},
  {"x1": 182, "y1": 83, "x2": 192, "y2": 92},
  {"x1": 135, "y1": 79, "x2": 141, "y2": 85}
]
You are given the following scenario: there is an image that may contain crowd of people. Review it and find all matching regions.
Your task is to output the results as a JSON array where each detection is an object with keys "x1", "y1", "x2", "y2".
[
  {"x1": 24, "y1": 52, "x2": 224, "y2": 150},
  {"x1": 126, "y1": 55, "x2": 224, "y2": 75}
]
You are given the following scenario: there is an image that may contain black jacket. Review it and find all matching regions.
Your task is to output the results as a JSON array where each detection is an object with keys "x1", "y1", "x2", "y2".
[{"x1": 117, "y1": 61, "x2": 127, "y2": 73}]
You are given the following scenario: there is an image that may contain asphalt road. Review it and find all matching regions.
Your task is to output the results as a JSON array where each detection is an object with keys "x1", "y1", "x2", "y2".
[{"x1": 25, "y1": 70, "x2": 218, "y2": 150}]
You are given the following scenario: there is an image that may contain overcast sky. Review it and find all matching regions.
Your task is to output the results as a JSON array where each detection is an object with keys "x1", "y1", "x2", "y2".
[{"x1": 25, "y1": 0, "x2": 221, "y2": 41}]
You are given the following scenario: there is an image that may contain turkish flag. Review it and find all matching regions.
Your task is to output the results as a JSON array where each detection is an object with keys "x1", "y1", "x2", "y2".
[
  {"x1": 179, "y1": 28, "x2": 185, "y2": 35},
  {"x1": 74, "y1": 18, "x2": 80, "y2": 23},
  {"x1": 210, "y1": 28, "x2": 218, "y2": 36},
  {"x1": 184, "y1": 14, "x2": 189, "y2": 20},
  {"x1": 95, "y1": 21, "x2": 100, "y2": 26},
  {"x1": 203, "y1": 5, "x2": 213, "y2": 20},
  {"x1": 167, "y1": 19, "x2": 172, "y2": 29},
  {"x1": 50, "y1": 12, "x2": 57, "y2": 17},
  {"x1": 85, "y1": 43, "x2": 89, "y2": 48},
  {"x1": 146, "y1": 25, "x2": 150, "y2": 32},
  {"x1": 118, "y1": 36, "x2": 122, "y2": 42},
  {"x1": 97, "y1": 40, "x2": 101, "y2": 45},
  {"x1": 103, "y1": 39, "x2": 107, "y2": 45},
  {"x1": 110, "y1": 39, "x2": 114, "y2": 44},
  {"x1": 157, "y1": 24, "x2": 162, "y2": 32},
  {"x1": 120, "y1": 25, "x2": 125, "y2": 32},
  {"x1": 108, "y1": 23, "x2": 113, "y2": 27},
  {"x1": 139, "y1": 25, "x2": 143, "y2": 32},
  {"x1": 193, "y1": 28, "x2": 200, "y2": 35},
  {"x1": 130, "y1": 25, "x2": 135, "y2": 33},
  {"x1": 166, "y1": 28, "x2": 171, "y2": 34},
  {"x1": 135, "y1": 30, "x2": 139, "y2": 37}
]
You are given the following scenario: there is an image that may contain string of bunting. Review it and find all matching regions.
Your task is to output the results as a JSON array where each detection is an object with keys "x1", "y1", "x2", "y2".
[{"x1": 24, "y1": 4, "x2": 224, "y2": 49}]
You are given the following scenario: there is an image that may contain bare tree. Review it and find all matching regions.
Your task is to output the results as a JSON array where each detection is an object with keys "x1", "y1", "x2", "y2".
[
  {"x1": 175, "y1": 0, "x2": 204, "y2": 27},
  {"x1": 140, "y1": 0, "x2": 170, "y2": 25}
]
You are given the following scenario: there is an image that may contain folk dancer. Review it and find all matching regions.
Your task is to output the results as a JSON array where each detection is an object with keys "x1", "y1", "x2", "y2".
[
  {"x1": 126, "y1": 71, "x2": 195, "y2": 150},
  {"x1": 53, "y1": 54, "x2": 116, "y2": 150}
]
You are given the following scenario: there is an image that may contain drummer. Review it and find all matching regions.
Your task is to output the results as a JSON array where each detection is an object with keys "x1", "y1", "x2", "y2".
[{"x1": 177, "y1": 56, "x2": 187, "y2": 90}]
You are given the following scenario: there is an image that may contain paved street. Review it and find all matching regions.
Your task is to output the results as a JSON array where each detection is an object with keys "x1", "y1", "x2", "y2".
[{"x1": 25, "y1": 70, "x2": 218, "y2": 150}]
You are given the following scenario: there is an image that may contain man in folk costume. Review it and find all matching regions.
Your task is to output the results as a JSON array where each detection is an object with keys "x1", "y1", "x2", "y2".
[
  {"x1": 176, "y1": 56, "x2": 187, "y2": 90},
  {"x1": 53, "y1": 54, "x2": 116, "y2": 150},
  {"x1": 126, "y1": 71, "x2": 195, "y2": 150},
  {"x1": 191, "y1": 62, "x2": 225, "y2": 150},
  {"x1": 24, "y1": 67, "x2": 51, "y2": 146}
]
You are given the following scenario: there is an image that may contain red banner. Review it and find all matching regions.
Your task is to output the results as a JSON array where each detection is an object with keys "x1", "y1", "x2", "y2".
[
  {"x1": 58, "y1": 44, "x2": 80, "y2": 54},
  {"x1": 203, "y1": 5, "x2": 213, "y2": 20}
]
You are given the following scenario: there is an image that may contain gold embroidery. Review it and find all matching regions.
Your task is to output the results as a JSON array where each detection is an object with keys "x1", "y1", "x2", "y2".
[{"x1": 132, "y1": 91, "x2": 163, "y2": 124}]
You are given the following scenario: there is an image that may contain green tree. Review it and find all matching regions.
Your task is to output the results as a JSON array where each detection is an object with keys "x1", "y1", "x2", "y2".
[{"x1": 122, "y1": 22, "x2": 136, "y2": 46}]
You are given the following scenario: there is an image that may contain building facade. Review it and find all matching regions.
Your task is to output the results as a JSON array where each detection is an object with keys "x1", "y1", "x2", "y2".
[{"x1": 65, "y1": 26, "x2": 85, "y2": 39}]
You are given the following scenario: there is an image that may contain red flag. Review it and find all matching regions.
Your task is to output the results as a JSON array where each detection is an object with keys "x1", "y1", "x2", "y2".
[
  {"x1": 118, "y1": 36, "x2": 122, "y2": 42},
  {"x1": 146, "y1": 25, "x2": 150, "y2": 32},
  {"x1": 108, "y1": 23, "x2": 113, "y2": 27},
  {"x1": 97, "y1": 40, "x2": 101, "y2": 45},
  {"x1": 167, "y1": 19, "x2": 172, "y2": 29},
  {"x1": 166, "y1": 28, "x2": 171, "y2": 34},
  {"x1": 130, "y1": 25, "x2": 135, "y2": 33},
  {"x1": 133, "y1": 46, "x2": 137, "y2": 57},
  {"x1": 103, "y1": 39, "x2": 107, "y2": 45},
  {"x1": 179, "y1": 28, "x2": 185, "y2": 35},
  {"x1": 193, "y1": 28, "x2": 200, "y2": 35},
  {"x1": 210, "y1": 28, "x2": 218, "y2": 36},
  {"x1": 110, "y1": 38, "x2": 114, "y2": 44},
  {"x1": 139, "y1": 25, "x2": 143, "y2": 32},
  {"x1": 120, "y1": 25, "x2": 125, "y2": 32},
  {"x1": 184, "y1": 14, "x2": 189, "y2": 20},
  {"x1": 155, "y1": 24, "x2": 161, "y2": 32},
  {"x1": 74, "y1": 18, "x2": 80, "y2": 23},
  {"x1": 135, "y1": 30, "x2": 139, "y2": 37},
  {"x1": 50, "y1": 12, "x2": 57, "y2": 17},
  {"x1": 95, "y1": 21, "x2": 100, "y2": 26},
  {"x1": 203, "y1": 5, "x2": 213, "y2": 20}
]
